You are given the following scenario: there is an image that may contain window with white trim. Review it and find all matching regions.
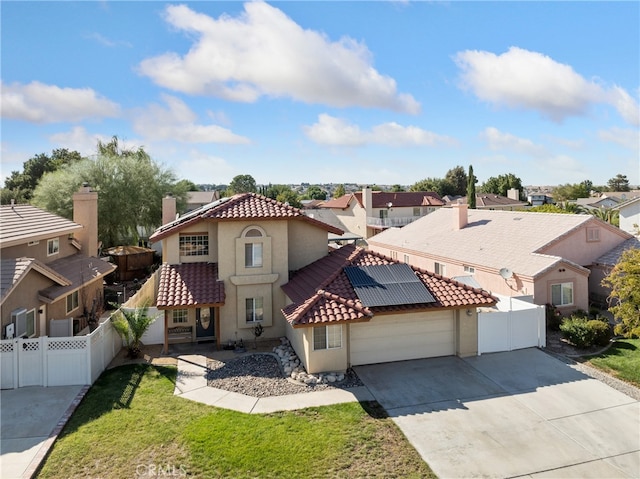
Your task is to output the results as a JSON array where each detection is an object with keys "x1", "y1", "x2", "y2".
[
  {"x1": 464, "y1": 265, "x2": 475, "y2": 274},
  {"x1": 172, "y1": 309, "x2": 188, "y2": 324},
  {"x1": 66, "y1": 291, "x2": 79, "y2": 314},
  {"x1": 586, "y1": 227, "x2": 600, "y2": 242},
  {"x1": 246, "y1": 297, "x2": 264, "y2": 323},
  {"x1": 179, "y1": 234, "x2": 209, "y2": 256},
  {"x1": 48, "y1": 238, "x2": 60, "y2": 256},
  {"x1": 313, "y1": 325, "x2": 342, "y2": 350},
  {"x1": 245, "y1": 243, "x2": 263, "y2": 268},
  {"x1": 551, "y1": 282, "x2": 573, "y2": 306},
  {"x1": 434, "y1": 262, "x2": 446, "y2": 276},
  {"x1": 413, "y1": 207, "x2": 421, "y2": 217},
  {"x1": 403, "y1": 254, "x2": 410, "y2": 263}
]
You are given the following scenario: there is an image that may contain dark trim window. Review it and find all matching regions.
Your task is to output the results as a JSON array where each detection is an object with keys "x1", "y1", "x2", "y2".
[
  {"x1": 66, "y1": 291, "x2": 79, "y2": 314},
  {"x1": 551, "y1": 282, "x2": 573, "y2": 306},
  {"x1": 179, "y1": 234, "x2": 209, "y2": 256},
  {"x1": 48, "y1": 238, "x2": 60, "y2": 256}
]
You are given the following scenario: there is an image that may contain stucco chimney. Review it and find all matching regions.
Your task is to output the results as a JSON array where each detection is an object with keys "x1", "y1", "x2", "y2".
[
  {"x1": 507, "y1": 188, "x2": 519, "y2": 201},
  {"x1": 452, "y1": 201, "x2": 468, "y2": 230},
  {"x1": 73, "y1": 183, "x2": 99, "y2": 257},
  {"x1": 362, "y1": 186, "x2": 373, "y2": 215},
  {"x1": 162, "y1": 194, "x2": 177, "y2": 226}
]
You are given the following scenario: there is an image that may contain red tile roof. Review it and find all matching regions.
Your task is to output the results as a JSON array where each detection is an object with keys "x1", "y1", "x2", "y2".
[
  {"x1": 157, "y1": 263, "x2": 225, "y2": 309},
  {"x1": 320, "y1": 191, "x2": 444, "y2": 210},
  {"x1": 150, "y1": 193, "x2": 343, "y2": 242},
  {"x1": 282, "y1": 244, "x2": 496, "y2": 327}
]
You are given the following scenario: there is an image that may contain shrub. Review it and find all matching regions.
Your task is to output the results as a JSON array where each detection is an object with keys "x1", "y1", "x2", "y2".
[
  {"x1": 559, "y1": 317, "x2": 612, "y2": 348},
  {"x1": 546, "y1": 304, "x2": 562, "y2": 331}
]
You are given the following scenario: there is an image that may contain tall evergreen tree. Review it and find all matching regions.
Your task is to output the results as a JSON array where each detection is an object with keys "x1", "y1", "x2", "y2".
[{"x1": 467, "y1": 165, "x2": 477, "y2": 209}]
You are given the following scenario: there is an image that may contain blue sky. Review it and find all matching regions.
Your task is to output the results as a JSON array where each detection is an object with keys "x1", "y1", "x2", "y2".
[{"x1": 2, "y1": 1, "x2": 639, "y2": 188}]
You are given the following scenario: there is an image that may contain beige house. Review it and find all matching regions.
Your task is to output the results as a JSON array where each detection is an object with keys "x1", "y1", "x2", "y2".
[
  {"x1": 282, "y1": 244, "x2": 496, "y2": 373},
  {"x1": 146, "y1": 193, "x2": 343, "y2": 352},
  {"x1": 0, "y1": 185, "x2": 116, "y2": 338},
  {"x1": 368, "y1": 204, "x2": 633, "y2": 314},
  {"x1": 319, "y1": 187, "x2": 444, "y2": 239}
]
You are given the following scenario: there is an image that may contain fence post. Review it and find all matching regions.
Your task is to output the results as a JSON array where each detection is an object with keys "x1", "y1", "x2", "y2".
[
  {"x1": 86, "y1": 331, "x2": 92, "y2": 385},
  {"x1": 12, "y1": 339, "x2": 18, "y2": 389},
  {"x1": 42, "y1": 336, "x2": 48, "y2": 387}
]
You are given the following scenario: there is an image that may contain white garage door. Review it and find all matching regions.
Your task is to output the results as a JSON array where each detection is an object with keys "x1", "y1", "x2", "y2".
[{"x1": 350, "y1": 311, "x2": 455, "y2": 366}]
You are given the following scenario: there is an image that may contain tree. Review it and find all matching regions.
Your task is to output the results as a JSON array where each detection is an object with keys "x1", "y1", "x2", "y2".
[
  {"x1": 303, "y1": 185, "x2": 327, "y2": 200},
  {"x1": 445, "y1": 165, "x2": 468, "y2": 197},
  {"x1": 410, "y1": 177, "x2": 455, "y2": 197},
  {"x1": 480, "y1": 173, "x2": 523, "y2": 198},
  {"x1": 553, "y1": 181, "x2": 593, "y2": 201},
  {"x1": 333, "y1": 184, "x2": 346, "y2": 198},
  {"x1": 264, "y1": 184, "x2": 302, "y2": 208},
  {"x1": 607, "y1": 174, "x2": 630, "y2": 192},
  {"x1": 527, "y1": 204, "x2": 573, "y2": 214},
  {"x1": 227, "y1": 174, "x2": 257, "y2": 194},
  {"x1": 467, "y1": 165, "x2": 477, "y2": 209},
  {"x1": 174, "y1": 179, "x2": 200, "y2": 192},
  {"x1": 590, "y1": 207, "x2": 619, "y2": 226},
  {"x1": 390, "y1": 184, "x2": 405, "y2": 192},
  {"x1": 602, "y1": 248, "x2": 640, "y2": 338},
  {"x1": 111, "y1": 305, "x2": 159, "y2": 358},
  {"x1": 2, "y1": 149, "x2": 83, "y2": 204},
  {"x1": 32, "y1": 137, "x2": 182, "y2": 248}
]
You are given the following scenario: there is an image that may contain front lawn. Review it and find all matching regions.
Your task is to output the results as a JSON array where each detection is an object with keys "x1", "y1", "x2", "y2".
[
  {"x1": 585, "y1": 339, "x2": 640, "y2": 388},
  {"x1": 37, "y1": 364, "x2": 435, "y2": 478}
]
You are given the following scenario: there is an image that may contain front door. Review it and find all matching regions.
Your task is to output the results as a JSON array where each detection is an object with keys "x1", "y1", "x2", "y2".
[{"x1": 196, "y1": 307, "x2": 215, "y2": 341}]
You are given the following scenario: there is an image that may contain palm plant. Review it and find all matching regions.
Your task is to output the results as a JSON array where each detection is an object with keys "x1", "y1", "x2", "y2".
[
  {"x1": 111, "y1": 305, "x2": 158, "y2": 358},
  {"x1": 590, "y1": 207, "x2": 619, "y2": 226}
]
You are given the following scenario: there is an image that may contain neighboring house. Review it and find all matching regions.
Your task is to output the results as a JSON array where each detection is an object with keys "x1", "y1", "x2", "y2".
[
  {"x1": 281, "y1": 244, "x2": 496, "y2": 373},
  {"x1": 613, "y1": 196, "x2": 640, "y2": 235},
  {"x1": 589, "y1": 237, "x2": 640, "y2": 306},
  {"x1": 186, "y1": 190, "x2": 220, "y2": 213},
  {"x1": 0, "y1": 185, "x2": 116, "y2": 338},
  {"x1": 575, "y1": 196, "x2": 620, "y2": 211},
  {"x1": 368, "y1": 204, "x2": 633, "y2": 313},
  {"x1": 318, "y1": 187, "x2": 444, "y2": 239},
  {"x1": 528, "y1": 194, "x2": 554, "y2": 206},
  {"x1": 145, "y1": 193, "x2": 343, "y2": 352},
  {"x1": 444, "y1": 191, "x2": 528, "y2": 210}
]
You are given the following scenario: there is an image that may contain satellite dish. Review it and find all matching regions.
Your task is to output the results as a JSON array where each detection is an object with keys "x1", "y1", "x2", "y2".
[{"x1": 499, "y1": 267, "x2": 513, "y2": 280}]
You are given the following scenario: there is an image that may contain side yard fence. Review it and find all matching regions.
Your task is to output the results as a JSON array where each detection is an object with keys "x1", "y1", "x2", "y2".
[{"x1": 0, "y1": 318, "x2": 122, "y2": 390}]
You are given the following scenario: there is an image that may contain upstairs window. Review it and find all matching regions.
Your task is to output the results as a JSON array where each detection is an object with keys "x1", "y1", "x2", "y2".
[
  {"x1": 435, "y1": 262, "x2": 446, "y2": 276},
  {"x1": 47, "y1": 238, "x2": 59, "y2": 256},
  {"x1": 245, "y1": 243, "x2": 263, "y2": 268},
  {"x1": 413, "y1": 207, "x2": 421, "y2": 217},
  {"x1": 66, "y1": 291, "x2": 79, "y2": 314},
  {"x1": 586, "y1": 227, "x2": 600, "y2": 242},
  {"x1": 464, "y1": 265, "x2": 475, "y2": 274},
  {"x1": 179, "y1": 234, "x2": 209, "y2": 256}
]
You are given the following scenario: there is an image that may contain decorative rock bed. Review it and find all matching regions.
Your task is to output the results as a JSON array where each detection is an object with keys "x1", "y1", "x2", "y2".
[{"x1": 206, "y1": 337, "x2": 362, "y2": 397}]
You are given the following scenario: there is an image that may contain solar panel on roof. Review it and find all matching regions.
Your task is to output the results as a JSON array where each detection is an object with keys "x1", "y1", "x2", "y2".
[{"x1": 344, "y1": 264, "x2": 436, "y2": 307}]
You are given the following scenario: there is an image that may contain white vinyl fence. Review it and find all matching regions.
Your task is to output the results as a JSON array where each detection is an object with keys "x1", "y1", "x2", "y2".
[
  {"x1": 478, "y1": 296, "x2": 546, "y2": 355},
  {"x1": 0, "y1": 318, "x2": 122, "y2": 390}
]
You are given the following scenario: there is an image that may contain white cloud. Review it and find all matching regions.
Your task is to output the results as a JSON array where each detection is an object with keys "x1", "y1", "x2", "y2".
[
  {"x1": 304, "y1": 114, "x2": 455, "y2": 147},
  {"x1": 49, "y1": 127, "x2": 110, "y2": 156},
  {"x1": 598, "y1": 127, "x2": 640, "y2": 151},
  {"x1": 0, "y1": 81, "x2": 120, "y2": 123},
  {"x1": 138, "y1": 2, "x2": 419, "y2": 113},
  {"x1": 132, "y1": 94, "x2": 250, "y2": 144},
  {"x1": 455, "y1": 47, "x2": 639, "y2": 125},
  {"x1": 481, "y1": 127, "x2": 546, "y2": 156},
  {"x1": 174, "y1": 150, "x2": 236, "y2": 184},
  {"x1": 84, "y1": 32, "x2": 132, "y2": 48}
]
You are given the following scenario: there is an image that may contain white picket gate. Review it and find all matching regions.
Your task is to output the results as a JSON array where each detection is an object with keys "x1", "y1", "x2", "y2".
[{"x1": 0, "y1": 319, "x2": 121, "y2": 389}]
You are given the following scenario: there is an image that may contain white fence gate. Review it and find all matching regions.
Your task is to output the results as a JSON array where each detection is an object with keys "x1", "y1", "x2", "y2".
[
  {"x1": 478, "y1": 296, "x2": 546, "y2": 355},
  {"x1": 0, "y1": 319, "x2": 121, "y2": 390}
]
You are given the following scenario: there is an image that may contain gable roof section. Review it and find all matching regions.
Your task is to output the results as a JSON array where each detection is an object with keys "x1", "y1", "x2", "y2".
[
  {"x1": 612, "y1": 196, "x2": 640, "y2": 211},
  {"x1": 594, "y1": 237, "x2": 640, "y2": 266},
  {"x1": 282, "y1": 244, "x2": 496, "y2": 327},
  {"x1": 0, "y1": 204, "x2": 82, "y2": 248},
  {"x1": 39, "y1": 255, "x2": 116, "y2": 303},
  {"x1": 156, "y1": 263, "x2": 225, "y2": 309},
  {"x1": 150, "y1": 193, "x2": 343, "y2": 242},
  {"x1": 0, "y1": 257, "x2": 71, "y2": 305},
  {"x1": 369, "y1": 209, "x2": 629, "y2": 278},
  {"x1": 454, "y1": 194, "x2": 528, "y2": 208}
]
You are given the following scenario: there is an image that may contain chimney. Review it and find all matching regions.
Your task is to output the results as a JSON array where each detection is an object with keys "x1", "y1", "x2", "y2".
[
  {"x1": 162, "y1": 194, "x2": 177, "y2": 226},
  {"x1": 73, "y1": 183, "x2": 99, "y2": 257},
  {"x1": 362, "y1": 186, "x2": 372, "y2": 215},
  {"x1": 507, "y1": 188, "x2": 519, "y2": 201},
  {"x1": 452, "y1": 201, "x2": 468, "y2": 230}
]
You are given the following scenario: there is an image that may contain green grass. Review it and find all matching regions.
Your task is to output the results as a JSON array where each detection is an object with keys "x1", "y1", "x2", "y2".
[
  {"x1": 37, "y1": 364, "x2": 435, "y2": 478},
  {"x1": 585, "y1": 339, "x2": 640, "y2": 388}
]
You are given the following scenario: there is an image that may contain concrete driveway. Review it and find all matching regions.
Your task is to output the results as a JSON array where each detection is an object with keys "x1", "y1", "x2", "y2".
[{"x1": 355, "y1": 348, "x2": 640, "y2": 478}]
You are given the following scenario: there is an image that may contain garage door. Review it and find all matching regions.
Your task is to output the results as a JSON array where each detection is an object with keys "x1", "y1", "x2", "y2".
[{"x1": 350, "y1": 311, "x2": 455, "y2": 366}]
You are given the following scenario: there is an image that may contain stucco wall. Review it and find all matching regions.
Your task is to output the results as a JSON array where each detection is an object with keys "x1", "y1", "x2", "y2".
[
  {"x1": 456, "y1": 309, "x2": 478, "y2": 357},
  {"x1": 533, "y1": 264, "x2": 590, "y2": 313},
  {"x1": 287, "y1": 221, "x2": 330, "y2": 271},
  {"x1": 619, "y1": 200, "x2": 640, "y2": 235},
  {"x1": 1, "y1": 271, "x2": 53, "y2": 337},
  {"x1": 2, "y1": 235, "x2": 78, "y2": 265}
]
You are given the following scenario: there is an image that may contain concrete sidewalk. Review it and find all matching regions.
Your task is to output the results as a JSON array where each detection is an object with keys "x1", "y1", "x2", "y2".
[
  {"x1": 0, "y1": 385, "x2": 88, "y2": 479},
  {"x1": 174, "y1": 354, "x2": 374, "y2": 413}
]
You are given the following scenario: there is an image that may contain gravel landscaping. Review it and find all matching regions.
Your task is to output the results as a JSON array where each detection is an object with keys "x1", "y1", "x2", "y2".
[{"x1": 206, "y1": 353, "x2": 363, "y2": 397}]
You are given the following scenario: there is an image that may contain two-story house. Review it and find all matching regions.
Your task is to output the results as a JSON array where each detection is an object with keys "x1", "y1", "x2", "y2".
[
  {"x1": 318, "y1": 187, "x2": 444, "y2": 239},
  {"x1": 368, "y1": 203, "x2": 633, "y2": 313},
  {"x1": 146, "y1": 193, "x2": 343, "y2": 352},
  {"x1": 0, "y1": 185, "x2": 116, "y2": 338}
]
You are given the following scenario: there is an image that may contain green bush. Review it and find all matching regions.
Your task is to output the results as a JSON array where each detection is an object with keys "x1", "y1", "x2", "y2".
[
  {"x1": 559, "y1": 316, "x2": 612, "y2": 348},
  {"x1": 546, "y1": 304, "x2": 562, "y2": 331}
]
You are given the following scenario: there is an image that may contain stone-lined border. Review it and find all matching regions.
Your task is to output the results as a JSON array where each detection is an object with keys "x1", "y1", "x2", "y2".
[{"x1": 22, "y1": 385, "x2": 91, "y2": 479}]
